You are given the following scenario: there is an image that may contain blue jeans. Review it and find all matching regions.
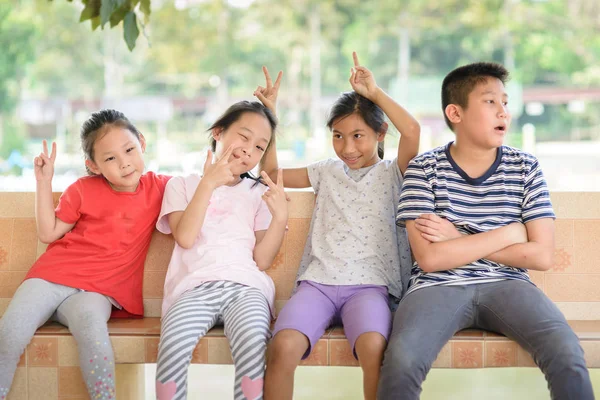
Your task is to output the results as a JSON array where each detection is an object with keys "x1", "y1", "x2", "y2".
[{"x1": 378, "y1": 280, "x2": 594, "y2": 400}]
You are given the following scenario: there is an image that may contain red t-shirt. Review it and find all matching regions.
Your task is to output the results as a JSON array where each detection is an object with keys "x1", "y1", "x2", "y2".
[{"x1": 26, "y1": 172, "x2": 171, "y2": 317}]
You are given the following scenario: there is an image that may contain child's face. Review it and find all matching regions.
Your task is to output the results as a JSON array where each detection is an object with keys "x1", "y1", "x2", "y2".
[
  {"x1": 212, "y1": 112, "x2": 272, "y2": 176},
  {"x1": 331, "y1": 113, "x2": 384, "y2": 169},
  {"x1": 457, "y1": 77, "x2": 511, "y2": 149},
  {"x1": 86, "y1": 127, "x2": 146, "y2": 192}
]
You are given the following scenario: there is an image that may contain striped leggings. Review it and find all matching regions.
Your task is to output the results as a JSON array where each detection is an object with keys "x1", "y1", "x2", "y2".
[{"x1": 155, "y1": 281, "x2": 271, "y2": 400}]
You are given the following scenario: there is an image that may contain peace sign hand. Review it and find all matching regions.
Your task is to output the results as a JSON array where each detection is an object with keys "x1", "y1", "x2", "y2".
[
  {"x1": 201, "y1": 146, "x2": 243, "y2": 189},
  {"x1": 34, "y1": 140, "x2": 57, "y2": 182},
  {"x1": 254, "y1": 66, "x2": 283, "y2": 115},
  {"x1": 260, "y1": 169, "x2": 289, "y2": 223},
  {"x1": 349, "y1": 51, "x2": 380, "y2": 102}
]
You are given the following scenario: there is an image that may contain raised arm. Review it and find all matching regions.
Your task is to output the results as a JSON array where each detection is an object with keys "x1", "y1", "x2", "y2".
[
  {"x1": 35, "y1": 140, "x2": 75, "y2": 244},
  {"x1": 349, "y1": 52, "x2": 420, "y2": 175},
  {"x1": 255, "y1": 66, "x2": 311, "y2": 188}
]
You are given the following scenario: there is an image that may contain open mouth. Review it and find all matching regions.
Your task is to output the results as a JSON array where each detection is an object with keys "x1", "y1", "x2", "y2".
[{"x1": 494, "y1": 125, "x2": 506, "y2": 133}]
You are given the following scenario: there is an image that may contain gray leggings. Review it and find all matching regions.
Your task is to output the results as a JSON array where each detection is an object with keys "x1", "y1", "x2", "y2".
[
  {"x1": 0, "y1": 278, "x2": 116, "y2": 400},
  {"x1": 378, "y1": 279, "x2": 594, "y2": 400}
]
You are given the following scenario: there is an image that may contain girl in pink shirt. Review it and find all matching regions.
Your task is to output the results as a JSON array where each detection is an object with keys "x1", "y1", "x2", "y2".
[{"x1": 155, "y1": 71, "x2": 287, "y2": 400}]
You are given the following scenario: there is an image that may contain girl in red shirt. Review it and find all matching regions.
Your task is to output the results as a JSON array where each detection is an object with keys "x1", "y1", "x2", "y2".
[{"x1": 0, "y1": 109, "x2": 170, "y2": 400}]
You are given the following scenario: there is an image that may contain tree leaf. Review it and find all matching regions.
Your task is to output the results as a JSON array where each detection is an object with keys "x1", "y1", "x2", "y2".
[
  {"x1": 79, "y1": 0, "x2": 100, "y2": 22},
  {"x1": 91, "y1": 15, "x2": 101, "y2": 30},
  {"x1": 100, "y1": 0, "x2": 118, "y2": 27},
  {"x1": 140, "y1": 0, "x2": 151, "y2": 17},
  {"x1": 110, "y1": 2, "x2": 131, "y2": 28},
  {"x1": 123, "y1": 11, "x2": 139, "y2": 51}
]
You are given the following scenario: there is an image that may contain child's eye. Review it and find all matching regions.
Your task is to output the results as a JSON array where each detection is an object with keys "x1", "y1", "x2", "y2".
[
  {"x1": 486, "y1": 100, "x2": 494, "y2": 104},
  {"x1": 333, "y1": 134, "x2": 342, "y2": 139},
  {"x1": 126, "y1": 147, "x2": 135, "y2": 153},
  {"x1": 239, "y1": 133, "x2": 248, "y2": 140},
  {"x1": 354, "y1": 134, "x2": 363, "y2": 139},
  {"x1": 502, "y1": 101, "x2": 509, "y2": 106},
  {"x1": 105, "y1": 156, "x2": 115, "y2": 162},
  {"x1": 257, "y1": 146, "x2": 265, "y2": 152}
]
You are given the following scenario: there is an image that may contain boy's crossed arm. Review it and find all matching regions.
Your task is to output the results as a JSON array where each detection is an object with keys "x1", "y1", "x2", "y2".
[{"x1": 407, "y1": 214, "x2": 555, "y2": 272}]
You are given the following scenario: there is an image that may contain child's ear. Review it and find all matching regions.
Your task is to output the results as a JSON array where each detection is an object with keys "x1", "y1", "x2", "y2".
[
  {"x1": 85, "y1": 159, "x2": 100, "y2": 175},
  {"x1": 445, "y1": 104, "x2": 462, "y2": 125},
  {"x1": 377, "y1": 122, "x2": 389, "y2": 142},
  {"x1": 211, "y1": 127, "x2": 223, "y2": 141},
  {"x1": 138, "y1": 133, "x2": 147, "y2": 153}
]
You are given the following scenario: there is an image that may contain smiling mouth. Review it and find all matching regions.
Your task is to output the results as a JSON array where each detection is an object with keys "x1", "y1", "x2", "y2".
[
  {"x1": 122, "y1": 171, "x2": 135, "y2": 178},
  {"x1": 344, "y1": 156, "x2": 360, "y2": 163}
]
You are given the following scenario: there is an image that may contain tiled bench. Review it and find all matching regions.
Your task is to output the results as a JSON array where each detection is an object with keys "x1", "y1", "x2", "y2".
[{"x1": 1, "y1": 192, "x2": 600, "y2": 399}]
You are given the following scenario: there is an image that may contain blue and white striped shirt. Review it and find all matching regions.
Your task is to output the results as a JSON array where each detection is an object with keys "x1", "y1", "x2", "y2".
[{"x1": 397, "y1": 143, "x2": 555, "y2": 295}]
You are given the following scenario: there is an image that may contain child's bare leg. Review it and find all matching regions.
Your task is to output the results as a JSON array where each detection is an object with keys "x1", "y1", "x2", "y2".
[
  {"x1": 264, "y1": 329, "x2": 309, "y2": 400},
  {"x1": 355, "y1": 332, "x2": 387, "y2": 400}
]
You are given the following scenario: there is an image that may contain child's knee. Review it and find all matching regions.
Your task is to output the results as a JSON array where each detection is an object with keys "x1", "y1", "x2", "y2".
[{"x1": 268, "y1": 330, "x2": 308, "y2": 365}]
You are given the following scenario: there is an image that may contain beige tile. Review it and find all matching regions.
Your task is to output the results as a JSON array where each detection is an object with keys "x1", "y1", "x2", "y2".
[
  {"x1": 0, "y1": 219, "x2": 13, "y2": 271},
  {"x1": 10, "y1": 219, "x2": 37, "y2": 271},
  {"x1": 484, "y1": 341, "x2": 518, "y2": 367},
  {"x1": 581, "y1": 341, "x2": 600, "y2": 368},
  {"x1": 300, "y1": 339, "x2": 328, "y2": 366},
  {"x1": 554, "y1": 219, "x2": 574, "y2": 248},
  {"x1": 144, "y1": 231, "x2": 174, "y2": 271},
  {"x1": 268, "y1": 270, "x2": 297, "y2": 300},
  {"x1": 329, "y1": 339, "x2": 359, "y2": 367},
  {"x1": 545, "y1": 274, "x2": 600, "y2": 302},
  {"x1": 36, "y1": 241, "x2": 48, "y2": 259},
  {"x1": 556, "y1": 302, "x2": 600, "y2": 321},
  {"x1": 551, "y1": 193, "x2": 600, "y2": 219},
  {"x1": 0, "y1": 193, "x2": 35, "y2": 218},
  {"x1": 431, "y1": 343, "x2": 452, "y2": 368},
  {"x1": 529, "y1": 270, "x2": 545, "y2": 292},
  {"x1": 28, "y1": 337, "x2": 58, "y2": 367},
  {"x1": 58, "y1": 336, "x2": 79, "y2": 367},
  {"x1": 143, "y1": 298, "x2": 163, "y2": 318},
  {"x1": 111, "y1": 337, "x2": 145, "y2": 363},
  {"x1": 517, "y1": 346, "x2": 537, "y2": 367},
  {"x1": 454, "y1": 329, "x2": 484, "y2": 338},
  {"x1": 142, "y1": 271, "x2": 167, "y2": 298},
  {"x1": 207, "y1": 337, "x2": 233, "y2": 364},
  {"x1": 287, "y1": 192, "x2": 315, "y2": 219},
  {"x1": 549, "y1": 247, "x2": 574, "y2": 274},
  {"x1": 0, "y1": 271, "x2": 27, "y2": 297},
  {"x1": 285, "y1": 218, "x2": 310, "y2": 272},
  {"x1": 145, "y1": 338, "x2": 160, "y2": 363},
  {"x1": 451, "y1": 341, "x2": 483, "y2": 368},
  {"x1": 191, "y1": 338, "x2": 208, "y2": 364},
  {"x1": 7, "y1": 367, "x2": 27, "y2": 400},
  {"x1": 574, "y1": 220, "x2": 600, "y2": 273},
  {"x1": 28, "y1": 367, "x2": 58, "y2": 400},
  {"x1": 58, "y1": 366, "x2": 88, "y2": 397},
  {"x1": 268, "y1": 237, "x2": 286, "y2": 271}
]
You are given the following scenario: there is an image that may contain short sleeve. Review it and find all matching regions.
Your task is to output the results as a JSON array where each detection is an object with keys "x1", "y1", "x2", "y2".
[
  {"x1": 254, "y1": 185, "x2": 273, "y2": 231},
  {"x1": 156, "y1": 176, "x2": 189, "y2": 234},
  {"x1": 522, "y1": 159, "x2": 555, "y2": 223},
  {"x1": 396, "y1": 158, "x2": 435, "y2": 226},
  {"x1": 55, "y1": 181, "x2": 83, "y2": 224},
  {"x1": 306, "y1": 159, "x2": 332, "y2": 194}
]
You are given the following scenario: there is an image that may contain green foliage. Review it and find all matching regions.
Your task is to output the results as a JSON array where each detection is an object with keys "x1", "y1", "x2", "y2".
[{"x1": 75, "y1": 0, "x2": 150, "y2": 50}]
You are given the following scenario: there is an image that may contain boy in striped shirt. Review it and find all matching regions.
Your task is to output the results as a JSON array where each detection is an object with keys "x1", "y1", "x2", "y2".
[{"x1": 378, "y1": 63, "x2": 593, "y2": 399}]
